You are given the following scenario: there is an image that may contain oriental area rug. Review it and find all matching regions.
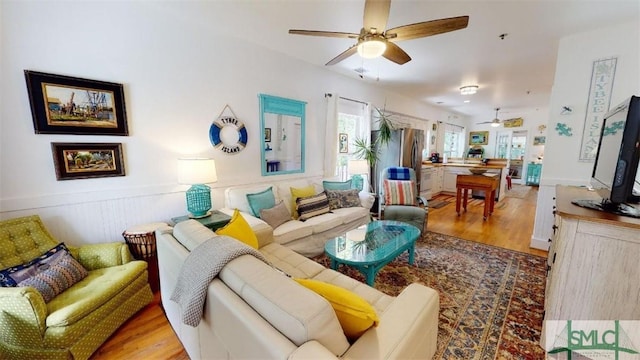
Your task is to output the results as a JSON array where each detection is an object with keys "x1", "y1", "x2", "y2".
[{"x1": 313, "y1": 231, "x2": 547, "y2": 359}]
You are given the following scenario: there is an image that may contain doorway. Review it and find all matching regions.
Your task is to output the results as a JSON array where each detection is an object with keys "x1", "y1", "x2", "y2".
[{"x1": 495, "y1": 130, "x2": 528, "y2": 184}]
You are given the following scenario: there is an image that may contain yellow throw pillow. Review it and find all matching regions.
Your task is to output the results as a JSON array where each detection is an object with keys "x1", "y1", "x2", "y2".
[
  {"x1": 289, "y1": 185, "x2": 316, "y2": 219},
  {"x1": 215, "y1": 209, "x2": 259, "y2": 249},
  {"x1": 294, "y1": 278, "x2": 379, "y2": 340}
]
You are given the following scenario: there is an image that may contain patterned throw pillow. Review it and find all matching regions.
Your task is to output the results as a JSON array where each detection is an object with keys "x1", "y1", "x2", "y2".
[
  {"x1": 296, "y1": 191, "x2": 331, "y2": 221},
  {"x1": 0, "y1": 243, "x2": 69, "y2": 287},
  {"x1": 259, "y1": 201, "x2": 291, "y2": 229},
  {"x1": 322, "y1": 179, "x2": 352, "y2": 191},
  {"x1": 290, "y1": 185, "x2": 316, "y2": 219},
  {"x1": 383, "y1": 179, "x2": 416, "y2": 205},
  {"x1": 325, "y1": 189, "x2": 362, "y2": 210},
  {"x1": 387, "y1": 167, "x2": 411, "y2": 180},
  {"x1": 18, "y1": 251, "x2": 88, "y2": 303}
]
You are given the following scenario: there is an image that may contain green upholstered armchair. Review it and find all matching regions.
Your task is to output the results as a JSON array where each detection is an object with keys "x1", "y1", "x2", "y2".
[
  {"x1": 379, "y1": 167, "x2": 428, "y2": 233},
  {"x1": 0, "y1": 215, "x2": 153, "y2": 360}
]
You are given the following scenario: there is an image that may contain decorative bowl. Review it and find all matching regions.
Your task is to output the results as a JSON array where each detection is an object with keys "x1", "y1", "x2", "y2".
[{"x1": 469, "y1": 168, "x2": 488, "y2": 175}]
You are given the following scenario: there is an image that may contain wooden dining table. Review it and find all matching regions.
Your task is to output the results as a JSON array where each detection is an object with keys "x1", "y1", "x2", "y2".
[{"x1": 455, "y1": 174, "x2": 500, "y2": 220}]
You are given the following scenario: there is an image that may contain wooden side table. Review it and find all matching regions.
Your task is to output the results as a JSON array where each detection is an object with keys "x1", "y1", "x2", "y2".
[
  {"x1": 122, "y1": 222, "x2": 167, "y2": 293},
  {"x1": 171, "y1": 210, "x2": 232, "y2": 231},
  {"x1": 455, "y1": 174, "x2": 499, "y2": 220}
]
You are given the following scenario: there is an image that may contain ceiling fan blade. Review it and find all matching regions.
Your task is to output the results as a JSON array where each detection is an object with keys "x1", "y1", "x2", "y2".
[
  {"x1": 325, "y1": 45, "x2": 358, "y2": 66},
  {"x1": 386, "y1": 16, "x2": 469, "y2": 42},
  {"x1": 363, "y1": 0, "x2": 391, "y2": 33},
  {"x1": 382, "y1": 41, "x2": 411, "y2": 65},
  {"x1": 289, "y1": 30, "x2": 359, "y2": 39}
]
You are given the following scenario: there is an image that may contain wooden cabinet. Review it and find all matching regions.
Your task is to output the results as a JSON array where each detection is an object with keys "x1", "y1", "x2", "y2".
[
  {"x1": 433, "y1": 167, "x2": 444, "y2": 194},
  {"x1": 544, "y1": 186, "x2": 640, "y2": 325}
]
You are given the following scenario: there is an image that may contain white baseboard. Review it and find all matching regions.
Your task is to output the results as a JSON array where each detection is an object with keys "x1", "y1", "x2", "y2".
[{"x1": 530, "y1": 236, "x2": 550, "y2": 251}]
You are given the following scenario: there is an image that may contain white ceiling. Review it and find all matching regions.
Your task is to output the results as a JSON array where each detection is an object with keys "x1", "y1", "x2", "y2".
[{"x1": 199, "y1": 0, "x2": 639, "y2": 120}]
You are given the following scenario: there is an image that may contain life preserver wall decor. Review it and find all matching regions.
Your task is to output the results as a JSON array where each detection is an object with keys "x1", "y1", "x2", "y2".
[{"x1": 210, "y1": 105, "x2": 247, "y2": 154}]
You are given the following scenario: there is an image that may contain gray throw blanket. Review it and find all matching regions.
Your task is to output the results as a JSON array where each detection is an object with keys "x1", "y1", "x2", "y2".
[{"x1": 170, "y1": 236, "x2": 270, "y2": 327}]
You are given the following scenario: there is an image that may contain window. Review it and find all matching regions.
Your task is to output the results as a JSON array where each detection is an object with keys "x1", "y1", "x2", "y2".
[
  {"x1": 443, "y1": 123, "x2": 464, "y2": 159},
  {"x1": 336, "y1": 98, "x2": 367, "y2": 180}
]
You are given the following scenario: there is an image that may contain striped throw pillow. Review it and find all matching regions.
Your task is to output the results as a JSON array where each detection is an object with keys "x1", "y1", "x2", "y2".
[
  {"x1": 296, "y1": 191, "x2": 331, "y2": 221},
  {"x1": 383, "y1": 179, "x2": 415, "y2": 205}
]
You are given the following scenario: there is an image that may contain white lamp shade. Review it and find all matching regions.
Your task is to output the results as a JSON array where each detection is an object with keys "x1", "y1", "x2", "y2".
[
  {"x1": 348, "y1": 159, "x2": 369, "y2": 175},
  {"x1": 178, "y1": 158, "x2": 218, "y2": 185}
]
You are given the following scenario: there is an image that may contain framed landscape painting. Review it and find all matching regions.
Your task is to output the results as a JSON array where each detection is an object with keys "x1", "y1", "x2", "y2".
[
  {"x1": 51, "y1": 142, "x2": 126, "y2": 180},
  {"x1": 469, "y1": 131, "x2": 489, "y2": 145},
  {"x1": 25, "y1": 70, "x2": 129, "y2": 135}
]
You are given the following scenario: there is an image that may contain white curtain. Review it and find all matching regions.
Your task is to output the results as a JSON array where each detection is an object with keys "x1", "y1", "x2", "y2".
[{"x1": 323, "y1": 93, "x2": 339, "y2": 177}]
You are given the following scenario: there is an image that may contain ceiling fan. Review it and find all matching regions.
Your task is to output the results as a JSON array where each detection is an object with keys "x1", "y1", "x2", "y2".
[
  {"x1": 288, "y1": 0, "x2": 469, "y2": 66},
  {"x1": 477, "y1": 108, "x2": 503, "y2": 127}
]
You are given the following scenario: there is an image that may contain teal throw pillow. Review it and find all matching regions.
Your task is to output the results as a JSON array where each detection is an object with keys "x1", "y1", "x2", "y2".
[
  {"x1": 246, "y1": 187, "x2": 276, "y2": 218},
  {"x1": 323, "y1": 179, "x2": 352, "y2": 191}
]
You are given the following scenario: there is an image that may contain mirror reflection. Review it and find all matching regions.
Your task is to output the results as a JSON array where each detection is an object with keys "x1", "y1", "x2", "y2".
[{"x1": 259, "y1": 94, "x2": 306, "y2": 176}]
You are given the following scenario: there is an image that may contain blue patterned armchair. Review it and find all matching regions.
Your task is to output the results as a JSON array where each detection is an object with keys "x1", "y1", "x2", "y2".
[{"x1": 379, "y1": 167, "x2": 428, "y2": 233}]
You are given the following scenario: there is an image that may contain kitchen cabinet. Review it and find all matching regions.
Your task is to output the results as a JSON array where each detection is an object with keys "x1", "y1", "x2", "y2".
[
  {"x1": 542, "y1": 186, "x2": 640, "y2": 348},
  {"x1": 433, "y1": 167, "x2": 444, "y2": 194},
  {"x1": 442, "y1": 167, "x2": 469, "y2": 193},
  {"x1": 420, "y1": 167, "x2": 434, "y2": 200}
]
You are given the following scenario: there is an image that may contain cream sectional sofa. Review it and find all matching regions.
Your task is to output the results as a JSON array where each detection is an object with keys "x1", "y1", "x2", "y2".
[
  {"x1": 156, "y1": 219, "x2": 439, "y2": 360},
  {"x1": 219, "y1": 179, "x2": 375, "y2": 257}
]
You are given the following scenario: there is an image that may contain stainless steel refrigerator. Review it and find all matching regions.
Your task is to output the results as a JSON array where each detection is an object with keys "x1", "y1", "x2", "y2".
[{"x1": 370, "y1": 128, "x2": 425, "y2": 195}]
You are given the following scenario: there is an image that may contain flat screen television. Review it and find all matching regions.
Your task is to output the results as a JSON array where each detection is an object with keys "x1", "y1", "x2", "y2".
[{"x1": 572, "y1": 95, "x2": 640, "y2": 218}]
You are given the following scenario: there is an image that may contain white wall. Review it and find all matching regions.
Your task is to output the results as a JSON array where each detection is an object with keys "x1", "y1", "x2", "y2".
[
  {"x1": 531, "y1": 20, "x2": 640, "y2": 249},
  {"x1": 0, "y1": 1, "x2": 461, "y2": 245}
]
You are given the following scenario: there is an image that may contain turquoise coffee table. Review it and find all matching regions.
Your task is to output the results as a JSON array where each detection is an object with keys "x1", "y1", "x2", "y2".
[{"x1": 324, "y1": 220, "x2": 420, "y2": 286}]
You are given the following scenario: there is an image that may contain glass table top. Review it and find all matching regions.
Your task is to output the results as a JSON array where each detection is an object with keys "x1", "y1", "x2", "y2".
[{"x1": 324, "y1": 220, "x2": 420, "y2": 265}]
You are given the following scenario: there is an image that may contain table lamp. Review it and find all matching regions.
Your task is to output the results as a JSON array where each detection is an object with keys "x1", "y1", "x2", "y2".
[
  {"x1": 178, "y1": 158, "x2": 218, "y2": 218},
  {"x1": 348, "y1": 159, "x2": 369, "y2": 191}
]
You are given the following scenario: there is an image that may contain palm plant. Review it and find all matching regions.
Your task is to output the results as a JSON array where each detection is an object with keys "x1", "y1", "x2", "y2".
[{"x1": 352, "y1": 107, "x2": 395, "y2": 168}]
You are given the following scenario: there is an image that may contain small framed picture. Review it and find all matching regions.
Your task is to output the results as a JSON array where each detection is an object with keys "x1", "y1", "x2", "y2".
[
  {"x1": 534, "y1": 136, "x2": 546, "y2": 145},
  {"x1": 469, "y1": 131, "x2": 489, "y2": 145},
  {"x1": 25, "y1": 70, "x2": 128, "y2": 135},
  {"x1": 264, "y1": 127, "x2": 271, "y2": 142},
  {"x1": 339, "y1": 133, "x2": 348, "y2": 153},
  {"x1": 51, "y1": 142, "x2": 125, "y2": 180}
]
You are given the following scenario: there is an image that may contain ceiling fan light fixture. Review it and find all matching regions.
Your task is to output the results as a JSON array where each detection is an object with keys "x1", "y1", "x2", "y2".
[
  {"x1": 460, "y1": 85, "x2": 479, "y2": 95},
  {"x1": 357, "y1": 39, "x2": 387, "y2": 59},
  {"x1": 491, "y1": 120, "x2": 501, "y2": 128}
]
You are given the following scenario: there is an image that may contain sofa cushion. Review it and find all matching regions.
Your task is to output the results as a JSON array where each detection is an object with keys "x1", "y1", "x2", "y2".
[
  {"x1": 383, "y1": 179, "x2": 416, "y2": 205},
  {"x1": 46, "y1": 260, "x2": 148, "y2": 327},
  {"x1": 246, "y1": 187, "x2": 276, "y2": 218},
  {"x1": 297, "y1": 192, "x2": 331, "y2": 221},
  {"x1": 325, "y1": 189, "x2": 362, "y2": 210},
  {"x1": 173, "y1": 219, "x2": 217, "y2": 251},
  {"x1": 289, "y1": 185, "x2": 316, "y2": 219},
  {"x1": 294, "y1": 278, "x2": 380, "y2": 341},
  {"x1": 331, "y1": 207, "x2": 370, "y2": 225},
  {"x1": 18, "y1": 250, "x2": 88, "y2": 303},
  {"x1": 259, "y1": 201, "x2": 291, "y2": 229},
  {"x1": 219, "y1": 255, "x2": 350, "y2": 356},
  {"x1": 302, "y1": 213, "x2": 344, "y2": 234},
  {"x1": 216, "y1": 209, "x2": 259, "y2": 249},
  {"x1": 322, "y1": 179, "x2": 352, "y2": 191},
  {"x1": 272, "y1": 221, "x2": 313, "y2": 245}
]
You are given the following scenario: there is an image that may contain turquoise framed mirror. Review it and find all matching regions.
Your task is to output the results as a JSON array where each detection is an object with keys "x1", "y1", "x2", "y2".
[{"x1": 259, "y1": 94, "x2": 306, "y2": 176}]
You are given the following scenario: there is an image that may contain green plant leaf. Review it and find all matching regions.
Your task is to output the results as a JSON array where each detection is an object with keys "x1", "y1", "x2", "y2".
[{"x1": 352, "y1": 137, "x2": 378, "y2": 167}]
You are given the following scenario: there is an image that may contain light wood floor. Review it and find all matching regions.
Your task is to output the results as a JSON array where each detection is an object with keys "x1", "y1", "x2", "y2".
[{"x1": 91, "y1": 184, "x2": 546, "y2": 359}]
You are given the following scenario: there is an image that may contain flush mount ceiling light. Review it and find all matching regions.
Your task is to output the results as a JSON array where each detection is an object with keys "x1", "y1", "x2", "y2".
[
  {"x1": 460, "y1": 85, "x2": 479, "y2": 95},
  {"x1": 357, "y1": 37, "x2": 387, "y2": 59}
]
